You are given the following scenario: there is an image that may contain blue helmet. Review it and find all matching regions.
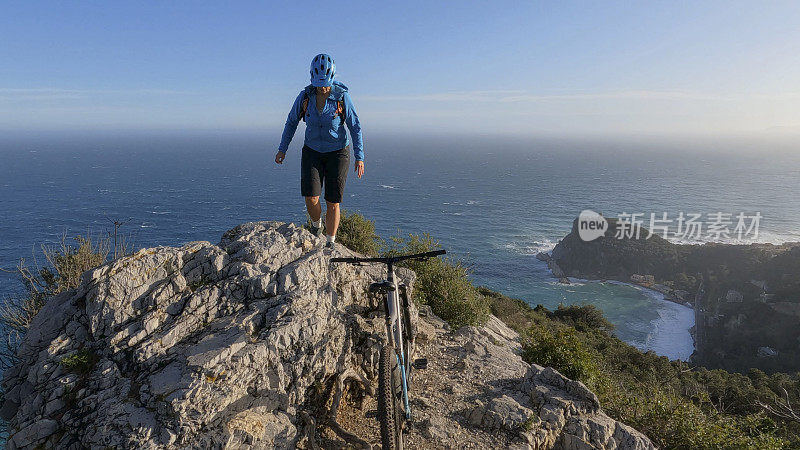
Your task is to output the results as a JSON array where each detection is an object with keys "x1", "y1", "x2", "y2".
[{"x1": 310, "y1": 53, "x2": 336, "y2": 87}]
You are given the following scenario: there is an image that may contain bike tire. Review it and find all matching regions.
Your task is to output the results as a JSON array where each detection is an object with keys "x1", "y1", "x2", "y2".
[{"x1": 378, "y1": 344, "x2": 403, "y2": 450}]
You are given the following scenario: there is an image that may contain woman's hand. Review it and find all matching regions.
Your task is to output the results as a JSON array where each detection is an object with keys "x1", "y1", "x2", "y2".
[
  {"x1": 355, "y1": 160, "x2": 364, "y2": 178},
  {"x1": 275, "y1": 151, "x2": 285, "y2": 164}
]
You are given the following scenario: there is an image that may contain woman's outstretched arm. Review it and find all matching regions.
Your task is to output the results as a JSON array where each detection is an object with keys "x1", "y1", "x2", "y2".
[{"x1": 343, "y1": 92, "x2": 363, "y2": 162}]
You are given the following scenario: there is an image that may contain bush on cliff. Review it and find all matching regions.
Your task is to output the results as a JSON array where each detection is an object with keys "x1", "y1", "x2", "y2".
[
  {"x1": 382, "y1": 232, "x2": 490, "y2": 329},
  {"x1": 304, "y1": 209, "x2": 382, "y2": 257},
  {"x1": 521, "y1": 326, "x2": 597, "y2": 382},
  {"x1": 0, "y1": 234, "x2": 109, "y2": 369},
  {"x1": 335, "y1": 209, "x2": 383, "y2": 256},
  {"x1": 551, "y1": 303, "x2": 614, "y2": 332},
  {"x1": 596, "y1": 382, "x2": 789, "y2": 449},
  {"x1": 479, "y1": 286, "x2": 542, "y2": 332}
]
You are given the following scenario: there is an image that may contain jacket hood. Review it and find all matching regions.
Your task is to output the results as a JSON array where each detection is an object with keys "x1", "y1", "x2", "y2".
[
  {"x1": 331, "y1": 81, "x2": 348, "y2": 99},
  {"x1": 304, "y1": 81, "x2": 348, "y2": 100}
]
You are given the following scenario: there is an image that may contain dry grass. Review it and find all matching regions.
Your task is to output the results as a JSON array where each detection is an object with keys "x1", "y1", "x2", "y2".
[{"x1": 0, "y1": 233, "x2": 114, "y2": 371}]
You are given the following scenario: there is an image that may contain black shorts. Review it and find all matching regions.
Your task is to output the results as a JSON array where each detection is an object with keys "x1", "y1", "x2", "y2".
[{"x1": 301, "y1": 145, "x2": 350, "y2": 203}]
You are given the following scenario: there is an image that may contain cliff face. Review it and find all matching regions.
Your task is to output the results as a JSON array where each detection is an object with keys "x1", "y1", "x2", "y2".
[{"x1": 1, "y1": 222, "x2": 654, "y2": 449}]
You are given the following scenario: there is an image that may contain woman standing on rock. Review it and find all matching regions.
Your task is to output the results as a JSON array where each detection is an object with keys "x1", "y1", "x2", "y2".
[{"x1": 274, "y1": 53, "x2": 364, "y2": 249}]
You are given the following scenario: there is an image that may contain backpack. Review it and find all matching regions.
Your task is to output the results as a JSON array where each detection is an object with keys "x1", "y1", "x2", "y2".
[{"x1": 300, "y1": 85, "x2": 346, "y2": 123}]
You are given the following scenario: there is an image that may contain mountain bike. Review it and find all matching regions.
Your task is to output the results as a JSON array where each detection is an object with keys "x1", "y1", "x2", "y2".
[{"x1": 331, "y1": 249, "x2": 446, "y2": 450}]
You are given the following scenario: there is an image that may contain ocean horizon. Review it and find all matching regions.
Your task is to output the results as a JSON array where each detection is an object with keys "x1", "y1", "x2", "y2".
[{"x1": 2, "y1": 132, "x2": 799, "y2": 361}]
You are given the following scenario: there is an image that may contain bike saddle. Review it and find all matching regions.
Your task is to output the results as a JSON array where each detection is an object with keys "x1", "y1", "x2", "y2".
[{"x1": 368, "y1": 280, "x2": 396, "y2": 293}]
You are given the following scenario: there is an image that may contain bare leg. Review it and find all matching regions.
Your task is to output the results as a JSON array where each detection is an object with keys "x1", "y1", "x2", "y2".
[
  {"x1": 305, "y1": 196, "x2": 321, "y2": 222},
  {"x1": 325, "y1": 202, "x2": 340, "y2": 237}
]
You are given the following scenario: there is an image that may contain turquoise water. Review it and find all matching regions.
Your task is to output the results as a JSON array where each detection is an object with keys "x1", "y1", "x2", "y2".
[{"x1": 2, "y1": 132, "x2": 799, "y2": 360}]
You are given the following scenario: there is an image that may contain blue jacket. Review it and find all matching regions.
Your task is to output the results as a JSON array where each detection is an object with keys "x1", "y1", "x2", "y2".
[{"x1": 278, "y1": 81, "x2": 364, "y2": 161}]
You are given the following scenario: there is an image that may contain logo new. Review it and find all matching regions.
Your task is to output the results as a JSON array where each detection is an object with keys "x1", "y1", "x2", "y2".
[{"x1": 578, "y1": 210, "x2": 607, "y2": 242}]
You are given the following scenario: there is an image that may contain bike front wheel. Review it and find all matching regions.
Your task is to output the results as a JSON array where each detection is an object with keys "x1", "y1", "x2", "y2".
[{"x1": 378, "y1": 344, "x2": 403, "y2": 450}]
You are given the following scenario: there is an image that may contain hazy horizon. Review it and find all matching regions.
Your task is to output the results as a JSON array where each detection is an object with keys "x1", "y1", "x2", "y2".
[{"x1": 2, "y1": 128, "x2": 800, "y2": 157}]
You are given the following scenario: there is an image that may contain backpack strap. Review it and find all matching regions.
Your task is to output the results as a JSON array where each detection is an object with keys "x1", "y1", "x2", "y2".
[
  {"x1": 300, "y1": 89, "x2": 310, "y2": 122},
  {"x1": 335, "y1": 85, "x2": 347, "y2": 124},
  {"x1": 300, "y1": 85, "x2": 316, "y2": 122},
  {"x1": 336, "y1": 99, "x2": 345, "y2": 124}
]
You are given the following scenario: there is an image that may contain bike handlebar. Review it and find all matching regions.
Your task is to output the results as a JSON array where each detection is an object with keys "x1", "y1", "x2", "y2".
[{"x1": 330, "y1": 249, "x2": 446, "y2": 265}]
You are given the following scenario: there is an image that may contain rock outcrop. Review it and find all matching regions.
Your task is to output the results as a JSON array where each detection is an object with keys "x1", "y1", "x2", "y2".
[
  {"x1": 395, "y1": 312, "x2": 653, "y2": 449},
  {"x1": 1, "y1": 221, "x2": 654, "y2": 449}
]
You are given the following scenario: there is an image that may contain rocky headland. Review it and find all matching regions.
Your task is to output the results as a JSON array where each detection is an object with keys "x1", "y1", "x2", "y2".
[
  {"x1": 0, "y1": 221, "x2": 654, "y2": 449},
  {"x1": 547, "y1": 217, "x2": 800, "y2": 373}
]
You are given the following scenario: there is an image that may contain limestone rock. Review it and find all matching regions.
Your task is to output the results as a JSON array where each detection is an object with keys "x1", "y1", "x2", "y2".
[
  {"x1": 1, "y1": 222, "x2": 413, "y2": 449},
  {"x1": 466, "y1": 395, "x2": 534, "y2": 430},
  {"x1": 399, "y1": 312, "x2": 654, "y2": 450}
]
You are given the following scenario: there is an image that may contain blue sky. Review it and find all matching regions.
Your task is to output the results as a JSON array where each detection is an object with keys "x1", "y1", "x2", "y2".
[{"x1": 2, "y1": 1, "x2": 800, "y2": 137}]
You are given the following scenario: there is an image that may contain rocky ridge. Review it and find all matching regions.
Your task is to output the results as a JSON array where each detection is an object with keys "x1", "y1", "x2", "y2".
[{"x1": 1, "y1": 222, "x2": 654, "y2": 449}]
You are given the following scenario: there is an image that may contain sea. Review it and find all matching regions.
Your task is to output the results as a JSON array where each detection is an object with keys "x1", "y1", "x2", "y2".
[{"x1": 2, "y1": 131, "x2": 800, "y2": 361}]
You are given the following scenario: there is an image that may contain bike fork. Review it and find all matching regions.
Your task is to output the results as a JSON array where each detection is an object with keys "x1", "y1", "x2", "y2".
[{"x1": 396, "y1": 352, "x2": 411, "y2": 420}]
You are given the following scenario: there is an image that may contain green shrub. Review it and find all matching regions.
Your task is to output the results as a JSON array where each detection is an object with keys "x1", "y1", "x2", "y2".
[
  {"x1": 382, "y1": 233, "x2": 489, "y2": 329},
  {"x1": 551, "y1": 303, "x2": 614, "y2": 332},
  {"x1": 480, "y1": 286, "x2": 546, "y2": 333},
  {"x1": 60, "y1": 349, "x2": 97, "y2": 375},
  {"x1": 592, "y1": 379, "x2": 789, "y2": 450},
  {"x1": 521, "y1": 326, "x2": 597, "y2": 382},
  {"x1": 336, "y1": 210, "x2": 382, "y2": 256}
]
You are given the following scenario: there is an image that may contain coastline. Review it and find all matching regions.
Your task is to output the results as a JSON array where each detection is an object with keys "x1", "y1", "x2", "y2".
[
  {"x1": 629, "y1": 283, "x2": 696, "y2": 360},
  {"x1": 536, "y1": 251, "x2": 696, "y2": 360},
  {"x1": 565, "y1": 276, "x2": 696, "y2": 360},
  {"x1": 536, "y1": 250, "x2": 694, "y2": 307}
]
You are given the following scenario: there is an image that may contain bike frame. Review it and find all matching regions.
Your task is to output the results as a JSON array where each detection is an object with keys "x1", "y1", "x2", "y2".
[{"x1": 384, "y1": 260, "x2": 412, "y2": 419}]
